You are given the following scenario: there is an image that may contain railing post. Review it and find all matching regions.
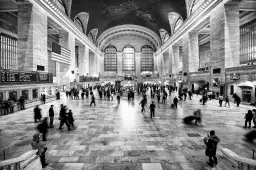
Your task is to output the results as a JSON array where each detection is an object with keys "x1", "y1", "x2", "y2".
[
  {"x1": 253, "y1": 148, "x2": 255, "y2": 159},
  {"x1": 3, "y1": 150, "x2": 5, "y2": 160}
]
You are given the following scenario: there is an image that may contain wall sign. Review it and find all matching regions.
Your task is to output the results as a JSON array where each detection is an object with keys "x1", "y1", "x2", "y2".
[{"x1": 230, "y1": 74, "x2": 240, "y2": 80}]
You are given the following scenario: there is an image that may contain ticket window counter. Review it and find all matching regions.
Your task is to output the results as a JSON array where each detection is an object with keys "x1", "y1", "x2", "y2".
[
  {"x1": 33, "y1": 89, "x2": 39, "y2": 99},
  {"x1": 22, "y1": 90, "x2": 29, "y2": 101},
  {"x1": 9, "y1": 91, "x2": 17, "y2": 102},
  {"x1": 242, "y1": 90, "x2": 252, "y2": 103}
]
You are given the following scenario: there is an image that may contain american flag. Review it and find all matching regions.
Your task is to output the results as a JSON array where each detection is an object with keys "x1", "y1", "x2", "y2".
[{"x1": 51, "y1": 42, "x2": 71, "y2": 65}]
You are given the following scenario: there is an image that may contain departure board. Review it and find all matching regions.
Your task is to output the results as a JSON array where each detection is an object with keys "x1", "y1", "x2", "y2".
[
  {"x1": 0, "y1": 70, "x2": 52, "y2": 84},
  {"x1": 38, "y1": 73, "x2": 49, "y2": 82},
  {"x1": 1, "y1": 71, "x2": 37, "y2": 82}
]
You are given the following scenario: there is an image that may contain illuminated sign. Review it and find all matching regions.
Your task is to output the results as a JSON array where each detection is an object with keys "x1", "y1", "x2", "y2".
[{"x1": 230, "y1": 74, "x2": 240, "y2": 80}]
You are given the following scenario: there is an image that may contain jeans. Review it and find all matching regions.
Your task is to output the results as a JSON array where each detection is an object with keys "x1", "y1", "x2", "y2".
[
  {"x1": 150, "y1": 110, "x2": 155, "y2": 119},
  {"x1": 245, "y1": 119, "x2": 252, "y2": 128},
  {"x1": 49, "y1": 117, "x2": 54, "y2": 127}
]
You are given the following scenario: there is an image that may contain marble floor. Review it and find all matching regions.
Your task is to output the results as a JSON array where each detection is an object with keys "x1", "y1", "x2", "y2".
[{"x1": 0, "y1": 91, "x2": 255, "y2": 170}]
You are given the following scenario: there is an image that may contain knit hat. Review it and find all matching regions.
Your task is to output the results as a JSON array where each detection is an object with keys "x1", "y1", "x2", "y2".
[{"x1": 33, "y1": 133, "x2": 40, "y2": 141}]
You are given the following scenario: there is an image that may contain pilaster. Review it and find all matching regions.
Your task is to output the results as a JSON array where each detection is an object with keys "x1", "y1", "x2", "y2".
[
  {"x1": 17, "y1": 2, "x2": 48, "y2": 72},
  {"x1": 170, "y1": 46, "x2": 180, "y2": 74},
  {"x1": 135, "y1": 52, "x2": 141, "y2": 77},
  {"x1": 182, "y1": 31, "x2": 199, "y2": 73},
  {"x1": 117, "y1": 52, "x2": 122, "y2": 76},
  {"x1": 210, "y1": 1, "x2": 240, "y2": 73}
]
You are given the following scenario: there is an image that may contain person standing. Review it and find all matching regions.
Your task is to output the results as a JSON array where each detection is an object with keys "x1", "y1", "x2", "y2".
[
  {"x1": 19, "y1": 96, "x2": 25, "y2": 110},
  {"x1": 49, "y1": 105, "x2": 54, "y2": 128},
  {"x1": 157, "y1": 92, "x2": 160, "y2": 103},
  {"x1": 173, "y1": 96, "x2": 178, "y2": 108},
  {"x1": 8, "y1": 99, "x2": 14, "y2": 113},
  {"x1": 90, "y1": 92, "x2": 96, "y2": 106},
  {"x1": 188, "y1": 91, "x2": 193, "y2": 100},
  {"x1": 194, "y1": 109, "x2": 202, "y2": 125},
  {"x1": 149, "y1": 101, "x2": 156, "y2": 119},
  {"x1": 219, "y1": 95, "x2": 223, "y2": 107},
  {"x1": 236, "y1": 96, "x2": 241, "y2": 107},
  {"x1": 31, "y1": 133, "x2": 49, "y2": 168},
  {"x1": 34, "y1": 105, "x2": 42, "y2": 123},
  {"x1": 203, "y1": 130, "x2": 220, "y2": 167},
  {"x1": 224, "y1": 96, "x2": 230, "y2": 107},
  {"x1": 244, "y1": 110, "x2": 254, "y2": 128},
  {"x1": 37, "y1": 117, "x2": 48, "y2": 141},
  {"x1": 67, "y1": 109, "x2": 75, "y2": 128},
  {"x1": 117, "y1": 92, "x2": 121, "y2": 104}
]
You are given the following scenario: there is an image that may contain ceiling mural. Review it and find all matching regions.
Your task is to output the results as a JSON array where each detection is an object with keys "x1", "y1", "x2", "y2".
[{"x1": 71, "y1": 0, "x2": 187, "y2": 36}]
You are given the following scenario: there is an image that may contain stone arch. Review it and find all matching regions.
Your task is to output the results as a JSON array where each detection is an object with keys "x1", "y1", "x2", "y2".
[
  {"x1": 168, "y1": 12, "x2": 184, "y2": 35},
  {"x1": 74, "y1": 12, "x2": 89, "y2": 34}
]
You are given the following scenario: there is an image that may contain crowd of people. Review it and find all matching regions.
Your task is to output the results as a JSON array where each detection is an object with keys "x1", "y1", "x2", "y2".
[{"x1": 1, "y1": 83, "x2": 248, "y2": 169}]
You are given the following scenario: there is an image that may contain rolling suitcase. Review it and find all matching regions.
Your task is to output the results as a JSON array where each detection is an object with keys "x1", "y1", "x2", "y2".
[
  {"x1": 183, "y1": 115, "x2": 196, "y2": 124},
  {"x1": 244, "y1": 130, "x2": 256, "y2": 141}
]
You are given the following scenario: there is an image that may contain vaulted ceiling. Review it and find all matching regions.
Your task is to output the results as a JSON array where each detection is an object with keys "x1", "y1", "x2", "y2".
[{"x1": 71, "y1": 0, "x2": 187, "y2": 36}]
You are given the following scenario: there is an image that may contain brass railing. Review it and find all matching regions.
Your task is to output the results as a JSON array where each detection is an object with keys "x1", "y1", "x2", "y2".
[
  {"x1": 218, "y1": 147, "x2": 256, "y2": 170},
  {"x1": 0, "y1": 150, "x2": 39, "y2": 170}
]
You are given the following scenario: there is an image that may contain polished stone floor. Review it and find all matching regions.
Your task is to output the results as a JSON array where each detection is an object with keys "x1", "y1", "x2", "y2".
[{"x1": 0, "y1": 91, "x2": 255, "y2": 170}]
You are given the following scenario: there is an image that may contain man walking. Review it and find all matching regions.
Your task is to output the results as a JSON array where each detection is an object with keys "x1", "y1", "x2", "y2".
[
  {"x1": 149, "y1": 101, "x2": 156, "y2": 119},
  {"x1": 139, "y1": 98, "x2": 146, "y2": 113},
  {"x1": 49, "y1": 105, "x2": 54, "y2": 128},
  {"x1": 59, "y1": 105, "x2": 70, "y2": 130},
  {"x1": 173, "y1": 96, "x2": 178, "y2": 108},
  {"x1": 224, "y1": 96, "x2": 230, "y2": 107}
]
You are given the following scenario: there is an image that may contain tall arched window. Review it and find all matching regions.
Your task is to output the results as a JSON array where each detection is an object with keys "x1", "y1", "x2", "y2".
[
  {"x1": 104, "y1": 45, "x2": 117, "y2": 71},
  {"x1": 123, "y1": 45, "x2": 135, "y2": 71},
  {"x1": 141, "y1": 45, "x2": 154, "y2": 71}
]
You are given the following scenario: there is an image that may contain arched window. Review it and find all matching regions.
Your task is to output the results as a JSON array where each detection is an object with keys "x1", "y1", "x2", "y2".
[
  {"x1": 122, "y1": 45, "x2": 135, "y2": 71},
  {"x1": 104, "y1": 45, "x2": 117, "y2": 71},
  {"x1": 74, "y1": 18, "x2": 84, "y2": 33},
  {"x1": 141, "y1": 45, "x2": 154, "y2": 71},
  {"x1": 173, "y1": 18, "x2": 183, "y2": 32}
]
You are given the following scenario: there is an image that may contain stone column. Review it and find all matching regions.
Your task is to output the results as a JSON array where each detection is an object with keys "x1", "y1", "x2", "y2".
[
  {"x1": 84, "y1": 46, "x2": 90, "y2": 75},
  {"x1": 99, "y1": 54, "x2": 104, "y2": 76},
  {"x1": 182, "y1": 31, "x2": 199, "y2": 73},
  {"x1": 78, "y1": 45, "x2": 86, "y2": 76},
  {"x1": 117, "y1": 52, "x2": 123, "y2": 76},
  {"x1": 135, "y1": 52, "x2": 141, "y2": 77},
  {"x1": 157, "y1": 53, "x2": 164, "y2": 78},
  {"x1": 170, "y1": 46, "x2": 180, "y2": 74},
  {"x1": 163, "y1": 52, "x2": 170, "y2": 76},
  {"x1": 17, "y1": 2, "x2": 48, "y2": 72},
  {"x1": 89, "y1": 52, "x2": 96, "y2": 76},
  {"x1": 210, "y1": 1, "x2": 240, "y2": 71}
]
